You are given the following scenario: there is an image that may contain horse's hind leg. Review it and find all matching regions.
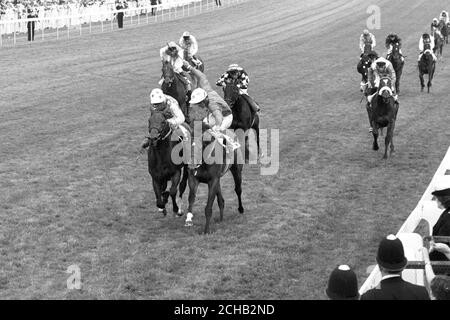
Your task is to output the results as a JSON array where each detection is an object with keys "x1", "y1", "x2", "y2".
[
  {"x1": 216, "y1": 182, "x2": 225, "y2": 222},
  {"x1": 170, "y1": 170, "x2": 182, "y2": 216},
  {"x1": 230, "y1": 164, "x2": 244, "y2": 214},
  {"x1": 204, "y1": 179, "x2": 219, "y2": 234}
]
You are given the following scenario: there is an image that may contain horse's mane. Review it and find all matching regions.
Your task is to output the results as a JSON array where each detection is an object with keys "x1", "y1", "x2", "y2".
[{"x1": 385, "y1": 34, "x2": 401, "y2": 48}]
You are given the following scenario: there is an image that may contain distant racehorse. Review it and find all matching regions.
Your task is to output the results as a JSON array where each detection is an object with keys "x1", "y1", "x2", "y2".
[
  {"x1": 184, "y1": 107, "x2": 244, "y2": 234},
  {"x1": 223, "y1": 82, "x2": 261, "y2": 159},
  {"x1": 419, "y1": 49, "x2": 436, "y2": 93},
  {"x1": 369, "y1": 77, "x2": 399, "y2": 159},
  {"x1": 357, "y1": 43, "x2": 373, "y2": 93},
  {"x1": 439, "y1": 20, "x2": 449, "y2": 44},
  {"x1": 183, "y1": 49, "x2": 205, "y2": 73},
  {"x1": 161, "y1": 61, "x2": 191, "y2": 122},
  {"x1": 433, "y1": 30, "x2": 444, "y2": 59},
  {"x1": 146, "y1": 110, "x2": 188, "y2": 216},
  {"x1": 386, "y1": 34, "x2": 405, "y2": 94}
]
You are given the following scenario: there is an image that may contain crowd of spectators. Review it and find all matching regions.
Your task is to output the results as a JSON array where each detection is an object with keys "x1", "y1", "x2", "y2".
[{"x1": 0, "y1": 0, "x2": 197, "y2": 34}]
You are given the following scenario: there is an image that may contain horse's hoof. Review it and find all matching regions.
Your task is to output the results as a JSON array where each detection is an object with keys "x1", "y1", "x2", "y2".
[
  {"x1": 373, "y1": 145, "x2": 379, "y2": 151},
  {"x1": 238, "y1": 207, "x2": 244, "y2": 214},
  {"x1": 184, "y1": 221, "x2": 193, "y2": 227},
  {"x1": 176, "y1": 209, "x2": 184, "y2": 217}
]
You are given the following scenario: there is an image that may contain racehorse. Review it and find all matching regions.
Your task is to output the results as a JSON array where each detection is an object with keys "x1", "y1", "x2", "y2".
[
  {"x1": 387, "y1": 41, "x2": 404, "y2": 94},
  {"x1": 161, "y1": 61, "x2": 191, "y2": 122},
  {"x1": 369, "y1": 77, "x2": 399, "y2": 159},
  {"x1": 146, "y1": 110, "x2": 188, "y2": 216},
  {"x1": 184, "y1": 107, "x2": 244, "y2": 234},
  {"x1": 419, "y1": 49, "x2": 436, "y2": 93},
  {"x1": 439, "y1": 20, "x2": 449, "y2": 44},
  {"x1": 357, "y1": 43, "x2": 373, "y2": 93},
  {"x1": 223, "y1": 81, "x2": 261, "y2": 160},
  {"x1": 432, "y1": 29, "x2": 444, "y2": 59}
]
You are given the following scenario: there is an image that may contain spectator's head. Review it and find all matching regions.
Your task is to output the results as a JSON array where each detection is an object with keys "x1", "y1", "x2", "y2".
[
  {"x1": 326, "y1": 265, "x2": 359, "y2": 300},
  {"x1": 430, "y1": 275, "x2": 450, "y2": 300},
  {"x1": 431, "y1": 179, "x2": 450, "y2": 209},
  {"x1": 377, "y1": 234, "x2": 407, "y2": 273}
]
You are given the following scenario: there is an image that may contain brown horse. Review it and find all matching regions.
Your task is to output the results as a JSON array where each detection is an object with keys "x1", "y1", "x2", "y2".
[
  {"x1": 184, "y1": 110, "x2": 244, "y2": 234},
  {"x1": 369, "y1": 77, "x2": 399, "y2": 159},
  {"x1": 419, "y1": 49, "x2": 436, "y2": 93}
]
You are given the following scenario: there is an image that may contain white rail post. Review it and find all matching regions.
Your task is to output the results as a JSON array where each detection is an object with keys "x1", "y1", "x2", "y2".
[
  {"x1": 89, "y1": 15, "x2": 92, "y2": 34},
  {"x1": 138, "y1": 10, "x2": 140, "y2": 25},
  {"x1": 41, "y1": 19, "x2": 44, "y2": 41},
  {"x1": 56, "y1": 22, "x2": 59, "y2": 40},
  {"x1": 67, "y1": 18, "x2": 70, "y2": 39},
  {"x1": 79, "y1": 16, "x2": 82, "y2": 36},
  {"x1": 111, "y1": 13, "x2": 113, "y2": 30},
  {"x1": 146, "y1": 10, "x2": 149, "y2": 24},
  {"x1": 101, "y1": 19, "x2": 104, "y2": 33},
  {"x1": 131, "y1": 10, "x2": 133, "y2": 25},
  {"x1": 0, "y1": 23, "x2": 3, "y2": 47},
  {"x1": 13, "y1": 22, "x2": 16, "y2": 46}
]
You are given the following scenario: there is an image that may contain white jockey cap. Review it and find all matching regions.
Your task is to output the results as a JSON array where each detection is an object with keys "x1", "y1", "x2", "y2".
[
  {"x1": 434, "y1": 17, "x2": 438, "y2": 22},
  {"x1": 182, "y1": 31, "x2": 190, "y2": 38},
  {"x1": 167, "y1": 41, "x2": 177, "y2": 48},
  {"x1": 227, "y1": 64, "x2": 243, "y2": 71},
  {"x1": 190, "y1": 88, "x2": 208, "y2": 104},
  {"x1": 150, "y1": 88, "x2": 166, "y2": 104},
  {"x1": 363, "y1": 29, "x2": 369, "y2": 35}
]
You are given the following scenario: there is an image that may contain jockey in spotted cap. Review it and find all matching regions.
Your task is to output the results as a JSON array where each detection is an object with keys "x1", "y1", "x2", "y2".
[
  {"x1": 179, "y1": 31, "x2": 202, "y2": 68},
  {"x1": 216, "y1": 64, "x2": 260, "y2": 113},
  {"x1": 418, "y1": 33, "x2": 437, "y2": 62},
  {"x1": 159, "y1": 41, "x2": 192, "y2": 95},
  {"x1": 359, "y1": 29, "x2": 376, "y2": 54}
]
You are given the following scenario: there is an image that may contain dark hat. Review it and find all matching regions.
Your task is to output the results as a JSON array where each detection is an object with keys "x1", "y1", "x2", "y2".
[
  {"x1": 376, "y1": 235, "x2": 407, "y2": 271},
  {"x1": 326, "y1": 265, "x2": 359, "y2": 300},
  {"x1": 368, "y1": 50, "x2": 378, "y2": 57},
  {"x1": 431, "y1": 179, "x2": 450, "y2": 197}
]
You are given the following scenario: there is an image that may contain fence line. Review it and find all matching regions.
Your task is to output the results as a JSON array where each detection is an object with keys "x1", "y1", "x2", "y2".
[{"x1": 0, "y1": 0, "x2": 245, "y2": 47}]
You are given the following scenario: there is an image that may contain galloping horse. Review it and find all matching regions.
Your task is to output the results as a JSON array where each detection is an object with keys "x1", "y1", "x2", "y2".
[
  {"x1": 439, "y1": 20, "x2": 449, "y2": 44},
  {"x1": 369, "y1": 77, "x2": 399, "y2": 159},
  {"x1": 419, "y1": 49, "x2": 436, "y2": 93},
  {"x1": 432, "y1": 29, "x2": 444, "y2": 59},
  {"x1": 146, "y1": 110, "x2": 188, "y2": 216},
  {"x1": 161, "y1": 61, "x2": 191, "y2": 122},
  {"x1": 223, "y1": 82, "x2": 261, "y2": 159},
  {"x1": 386, "y1": 36, "x2": 404, "y2": 94},
  {"x1": 184, "y1": 108, "x2": 244, "y2": 234},
  {"x1": 357, "y1": 43, "x2": 373, "y2": 93}
]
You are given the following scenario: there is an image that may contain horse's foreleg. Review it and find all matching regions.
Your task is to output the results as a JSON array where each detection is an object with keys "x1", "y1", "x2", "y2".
[
  {"x1": 230, "y1": 164, "x2": 244, "y2": 214},
  {"x1": 186, "y1": 173, "x2": 199, "y2": 227},
  {"x1": 170, "y1": 170, "x2": 182, "y2": 216},
  {"x1": 179, "y1": 165, "x2": 188, "y2": 199},
  {"x1": 419, "y1": 73, "x2": 425, "y2": 92},
  {"x1": 216, "y1": 182, "x2": 225, "y2": 222},
  {"x1": 152, "y1": 179, "x2": 166, "y2": 216},
  {"x1": 204, "y1": 179, "x2": 219, "y2": 234},
  {"x1": 372, "y1": 124, "x2": 379, "y2": 151}
]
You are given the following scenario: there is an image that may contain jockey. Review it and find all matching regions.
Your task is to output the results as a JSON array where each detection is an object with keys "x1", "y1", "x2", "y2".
[
  {"x1": 367, "y1": 57, "x2": 398, "y2": 103},
  {"x1": 418, "y1": 33, "x2": 437, "y2": 62},
  {"x1": 141, "y1": 88, "x2": 190, "y2": 149},
  {"x1": 178, "y1": 31, "x2": 202, "y2": 68},
  {"x1": 216, "y1": 64, "x2": 260, "y2": 113},
  {"x1": 183, "y1": 61, "x2": 238, "y2": 153},
  {"x1": 439, "y1": 11, "x2": 449, "y2": 24},
  {"x1": 159, "y1": 41, "x2": 192, "y2": 95},
  {"x1": 359, "y1": 29, "x2": 376, "y2": 55},
  {"x1": 385, "y1": 33, "x2": 405, "y2": 62},
  {"x1": 431, "y1": 18, "x2": 439, "y2": 33}
]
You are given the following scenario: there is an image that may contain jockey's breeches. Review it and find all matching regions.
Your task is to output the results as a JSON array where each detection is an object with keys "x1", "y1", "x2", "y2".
[{"x1": 203, "y1": 114, "x2": 233, "y2": 131}]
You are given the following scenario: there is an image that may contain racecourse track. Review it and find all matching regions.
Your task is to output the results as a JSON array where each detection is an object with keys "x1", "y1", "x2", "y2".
[{"x1": 1, "y1": 0, "x2": 450, "y2": 299}]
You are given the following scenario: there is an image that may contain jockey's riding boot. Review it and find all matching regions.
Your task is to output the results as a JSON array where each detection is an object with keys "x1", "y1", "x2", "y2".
[
  {"x1": 141, "y1": 137, "x2": 150, "y2": 149},
  {"x1": 242, "y1": 94, "x2": 260, "y2": 113}
]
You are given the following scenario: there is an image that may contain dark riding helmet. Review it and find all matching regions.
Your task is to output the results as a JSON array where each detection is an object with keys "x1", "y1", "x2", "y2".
[
  {"x1": 423, "y1": 33, "x2": 430, "y2": 39},
  {"x1": 368, "y1": 50, "x2": 378, "y2": 58}
]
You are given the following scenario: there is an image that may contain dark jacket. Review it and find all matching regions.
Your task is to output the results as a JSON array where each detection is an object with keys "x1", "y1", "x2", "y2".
[
  {"x1": 361, "y1": 276, "x2": 430, "y2": 300},
  {"x1": 430, "y1": 208, "x2": 450, "y2": 262}
]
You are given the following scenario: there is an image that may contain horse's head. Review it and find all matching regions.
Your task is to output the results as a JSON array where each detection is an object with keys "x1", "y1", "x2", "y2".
[
  {"x1": 378, "y1": 77, "x2": 393, "y2": 100},
  {"x1": 148, "y1": 109, "x2": 171, "y2": 146},
  {"x1": 223, "y1": 81, "x2": 240, "y2": 107},
  {"x1": 161, "y1": 61, "x2": 175, "y2": 86},
  {"x1": 423, "y1": 48, "x2": 434, "y2": 61}
]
